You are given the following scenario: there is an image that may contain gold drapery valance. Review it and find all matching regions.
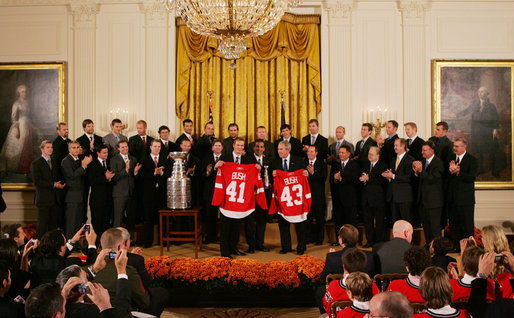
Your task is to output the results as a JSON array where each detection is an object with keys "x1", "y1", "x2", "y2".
[{"x1": 176, "y1": 13, "x2": 321, "y2": 141}]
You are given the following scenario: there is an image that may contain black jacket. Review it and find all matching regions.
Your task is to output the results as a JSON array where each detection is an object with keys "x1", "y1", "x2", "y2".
[
  {"x1": 301, "y1": 134, "x2": 329, "y2": 160},
  {"x1": 51, "y1": 136, "x2": 70, "y2": 171},
  {"x1": 447, "y1": 153, "x2": 478, "y2": 205},
  {"x1": 128, "y1": 135, "x2": 154, "y2": 163},
  {"x1": 354, "y1": 137, "x2": 377, "y2": 168},
  {"x1": 88, "y1": 159, "x2": 113, "y2": 208},
  {"x1": 417, "y1": 155, "x2": 444, "y2": 209},
  {"x1": 380, "y1": 134, "x2": 398, "y2": 164},
  {"x1": 274, "y1": 137, "x2": 303, "y2": 158},
  {"x1": 373, "y1": 238, "x2": 410, "y2": 274},
  {"x1": 407, "y1": 136, "x2": 425, "y2": 161},
  {"x1": 387, "y1": 153, "x2": 415, "y2": 203},
  {"x1": 305, "y1": 158, "x2": 327, "y2": 204},
  {"x1": 77, "y1": 134, "x2": 103, "y2": 159},
  {"x1": 468, "y1": 278, "x2": 514, "y2": 317},
  {"x1": 320, "y1": 247, "x2": 376, "y2": 284},
  {"x1": 271, "y1": 154, "x2": 306, "y2": 172},
  {"x1": 333, "y1": 160, "x2": 361, "y2": 208},
  {"x1": 361, "y1": 160, "x2": 388, "y2": 207},
  {"x1": 31, "y1": 157, "x2": 59, "y2": 207}
]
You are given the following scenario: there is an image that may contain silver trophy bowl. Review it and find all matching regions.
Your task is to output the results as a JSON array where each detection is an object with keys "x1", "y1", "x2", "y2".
[{"x1": 167, "y1": 151, "x2": 192, "y2": 209}]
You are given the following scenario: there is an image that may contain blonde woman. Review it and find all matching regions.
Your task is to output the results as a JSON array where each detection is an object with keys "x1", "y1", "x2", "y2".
[{"x1": 482, "y1": 225, "x2": 513, "y2": 298}]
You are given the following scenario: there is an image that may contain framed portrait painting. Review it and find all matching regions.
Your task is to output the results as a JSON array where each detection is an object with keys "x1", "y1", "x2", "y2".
[
  {"x1": 432, "y1": 59, "x2": 514, "y2": 189},
  {"x1": 0, "y1": 62, "x2": 66, "y2": 190}
]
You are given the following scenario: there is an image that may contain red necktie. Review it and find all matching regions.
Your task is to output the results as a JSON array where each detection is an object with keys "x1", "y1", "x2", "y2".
[
  {"x1": 142, "y1": 136, "x2": 146, "y2": 147},
  {"x1": 154, "y1": 156, "x2": 158, "y2": 167}
]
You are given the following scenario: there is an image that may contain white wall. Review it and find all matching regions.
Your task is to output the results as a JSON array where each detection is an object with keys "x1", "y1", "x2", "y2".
[{"x1": 0, "y1": 0, "x2": 513, "y2": 231}]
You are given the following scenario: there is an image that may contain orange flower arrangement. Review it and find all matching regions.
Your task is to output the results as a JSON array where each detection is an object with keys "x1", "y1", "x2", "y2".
[
  {"x1": 264, "y1": 260, "x2": 301, "y2": 289},
  {"x1": 291, "y1": 255, "x2": 325, "y2": 282},
  {"x1": 227, "y1": 259, "x2": 266, "y2": 287}
]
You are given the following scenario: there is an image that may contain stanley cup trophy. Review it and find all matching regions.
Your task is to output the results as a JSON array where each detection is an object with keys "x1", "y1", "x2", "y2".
[{"x1": 167, "y1": 152, "x2": 192, "y2": 209}]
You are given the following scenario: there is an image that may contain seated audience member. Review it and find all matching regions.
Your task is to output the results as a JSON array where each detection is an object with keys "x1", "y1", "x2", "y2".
[
  {"x1": 316, "y1": 225, "x2": 375, "y2": 314},
  {"x1": 369, "y1": 291, "x2": 413, "y2": 318},
  {"x1": 1, "y1": 224, "x2": 26, "y2": 251},
  {"x1": 373, "y1": 220, "x2": 413, "y2": 274},
  {"x1": 0, "y1": 238, "x2": 32, "y2": 299},
  {"x1": 430, "y1": 236, "x2": 456, "y2": 271},
  {"x1": 0, "y1": 262, "x2": 24, "y2": 318},
  {"x1": 76, "y1": 236, "x2": 98, "y2": 265},
  {"x1": 415, "y1": 267, "x2": 470, "y2": 318},
  {"x1": 94, "y1": 228, "x2": 167, "y2": 317},
  {"x1": 31, "y1": 226, "x2": 96, "y2": 287},
  {"x1": 324, "y1": 248, "x2": 379, "y2": 317},
  {"x1": 481, "y1": 225, "x2": 513, "y2": 298},
  {"x1": 56, "y1": 251, "x2": 132, "y2": 318},
  {"x1": 116, "y1": 227, "x2": 152, "y2": 290},
  {"x1": 336, "y1": 272, "x2": 373, "y2": 318},
  {"x1": 387, "y1": 246, "x2": 430, "y2": 302},
  {"x1": 468, "y1": 251, "x2": 514, "y2": 318},
  {"x1": 25, "y1": 282, "x2": 65, "y2": 318},
  {"x1": 449, "y1": 245, "x2": 495, "y2": 301}
]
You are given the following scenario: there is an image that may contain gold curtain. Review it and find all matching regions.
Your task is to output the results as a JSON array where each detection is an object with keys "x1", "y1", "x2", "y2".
[{"x1": 176, "y1": 13, "x2": 321, "y2": 141}]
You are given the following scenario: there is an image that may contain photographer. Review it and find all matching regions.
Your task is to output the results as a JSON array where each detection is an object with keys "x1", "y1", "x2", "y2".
[
  {"x1": 0, "y1": 262, "x2": 24, "y2": 318},
  {"x1": 56, "y1": 249, "x2": 131, "y2": 318}
]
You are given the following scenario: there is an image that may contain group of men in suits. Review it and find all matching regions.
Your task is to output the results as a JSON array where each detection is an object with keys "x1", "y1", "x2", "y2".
[{"x1": 32, "y1": 115, "x2": 477, "y2": 253}]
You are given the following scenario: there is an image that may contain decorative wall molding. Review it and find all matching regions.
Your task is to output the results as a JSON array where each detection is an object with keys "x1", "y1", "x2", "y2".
[
  {"x1": 324, "y1": 0, "x2": 356, "y2": 23},
  {"x1": 0, "y1": 0, "x2": 163, "y2": 5},
  {"x1": 69, "y1": 4, "x2": 100, "y2": 22},
  {"x1": 397, "y1": 0, "x2": 430, "y2": 22},
  {"x1": 139, "y1": 2, "x2": 168, "y2": 21}
]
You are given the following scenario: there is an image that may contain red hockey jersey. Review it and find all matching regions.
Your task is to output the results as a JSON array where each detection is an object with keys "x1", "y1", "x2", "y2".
[
  {"x1": 269, "y1": 170, "x2": 311, "y2": 223},
  {"x1": 387, "y1": 277, "x2": 425, "y2": 303},
  {"x1": 450, "y1": 275, "x2": 496, "y2": 301},
  {"x1": 336, "y1": 302, "x2": 370, "y2": 318},
  {"x1": 211, "y1": 162, "x2": 267, "y2": 218},
  {"x1": 324, "y1": 277, "x2": 379, "y2": 317},
  {"x1": 496, "y1": 272, "x2": 514, "y2": 299},
  {"x1": 414, "y1": 308, "x2": 470, "y2": 318}
]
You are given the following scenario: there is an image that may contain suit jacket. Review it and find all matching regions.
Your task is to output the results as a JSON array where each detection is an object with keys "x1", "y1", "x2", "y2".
[
  {"x1": 329, "y1": 139, "x2": 355, "y2": 157},
  {"x1": 51, "y1": 136, "x2": 70, "y2": 171},
  {"x1": 88, "y1": 158, "x2": 113, "y2": 208},
  {"x1": 306, "y1": 158, "x2": 327, "y2": 204},
  {"x1": 30, "y1": 254, "x2": 83, "y2": 287},
  {"x1": 128, "y1": 135, "x2": 153, "y2": 163},
  {"x1": 417, "y1": 155, "x2": 444, "y2": 209},
  {"x1": 274, "y1": 137, "x2": 303, "y2": 158},
  {"x1": 139, "y1": 154, "x2": 171, "y2": 208},
  {"x1": 61, "y1": 154, "x2": 87, "y2": 203},
  {"x1": 319, "y1": 247, "x2": 376, "y2": 284},
  {"x1": 248, "y1": 139, "x2": 276, "y2": 162},
  {"x1": 407, "y1": 136, "x2": 424, "y2": 161},
  {"x1": 102, "y1": 132, "x2": 128, "y2": 158},
  {"x1": 245, "y1": 153, "x2": 273, "y2": 181},
  {"x1": 469, "y1": 278, "x2": 514, "y2": 318},
  {"x1": 361, "y1": 160, "x2": 388, "y2": 207},
  {"x1": 201, "y1": 153, "x2": 223, "y2": 203},
  {"x1": 429, "y1": 135, "x2": 453, "y2": 168},
  {"x1": 271, "y1": 154, "x2": 306, "y2": 173},
  {"x1": 197, "y1": 134, "x2": 215, "y2": 160},
  {"x1": 127, "y1": 252, "x2": 152, "y2": 290},
  {"x1": 221, "y1": 137, "x2": 249, "y2": 158},
  {"x1": 110, "y1": 153, "x2": 137, "y2": 198},
  {"x1": 31, "y1": 157, "x2": 59, "y2": 207},
  {"x1": 379, "y1": 134, "x2": 398, "y2": 164},
  {"x1": 333, "y1": 160, "x2": 361, "y2": 208},
  {"x1": 0, "y1": 296, "x2": 25, "y2": 318},
  {"x1": 301, "y1": 134, "x2": 329, "y2": 160},
  {"x1": 176, "y1": 133, "x2": 196, "y2": 149},
  {"x1": 373, "y1": 237, "x2": 410, "y2": 274},
  {"x1": 387, "y1": 153, "x2": 415, "y2": 203},
  {"x1": 158, "y1": 139, "x2": 176, "y2": 160},
  {"x1": 354, "y1": 137, "x2": 378, "y2": 168},
  {"x1": 77, "y1": 134, "x2": 103, "y2": 158},
  {"x1": 447, "y1": 152, "x2": 478, "y2": 205}
]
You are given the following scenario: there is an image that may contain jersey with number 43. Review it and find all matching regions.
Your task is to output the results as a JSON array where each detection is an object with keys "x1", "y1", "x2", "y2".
[
  {"x1": 269, "y1": 170, "x2": 312, "y2": 223},
  {"x1": 211, "y1": 162, "x2": 267, "y2": 219}
]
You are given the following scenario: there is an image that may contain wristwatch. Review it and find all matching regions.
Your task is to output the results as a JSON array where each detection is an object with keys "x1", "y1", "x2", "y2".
[{"x1": 477, "y1": 273, "x2": 487, "y2": 279}]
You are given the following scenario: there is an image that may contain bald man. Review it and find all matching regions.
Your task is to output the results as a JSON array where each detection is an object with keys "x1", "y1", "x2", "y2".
[
  {"x1": 372, "y1": 220, "x2": 413, "y2": 274},
  {"x1": 369, "y1": 291, "x2": 413, "y2": 318}
]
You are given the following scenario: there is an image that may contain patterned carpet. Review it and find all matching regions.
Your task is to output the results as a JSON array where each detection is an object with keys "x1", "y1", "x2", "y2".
[{"x1": 161, "y1": 308, "x2": 319, "y2": 318}]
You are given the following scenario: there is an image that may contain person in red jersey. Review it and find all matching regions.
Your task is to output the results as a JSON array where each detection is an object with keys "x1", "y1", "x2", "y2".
[
  {"x1": 415, "y1": 267, "x2": 470, "y2": 318},
  {"x1": 387, "y1": 246, "x2": 430, "y2": 303},
  {"x1": 336, "y1": 272, "x2": 373, "y2": 318}
]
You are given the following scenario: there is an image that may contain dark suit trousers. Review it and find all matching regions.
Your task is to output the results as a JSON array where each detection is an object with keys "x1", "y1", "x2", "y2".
[
  {"x1": 65, "y1": 202, "x2": 84, "y2": 238},
  {"x1": 90, "y1": 203, "x2": 112, "y2": 239},
  {"x1": 244, "y1": 212, "x2": 257, "y2": 250},
  {"x1": 145, "y1": 287, "x2": 169, "y2": 317},
  {"x1": 307, "y1": 203, "x2": 325, "y2": 244},
  {"x1": 113, "y1": 195, "x2": 136, "y2": 231},
  {"x1": 449, "y1": 204, "x2": 475, "y2": 248},
  {"x1": 278, "y1": 216, "x2": 307, "y2": 252},
  {"x1": 220, "y1": 214, "x2": 241, "y2": 257},
  {"x1": 143, "y1": 198, "x2": 159, "y2": 247},
  {"x1": 392, "y1": 202, "x2": 412, "y2": 224},
  {"x1": 422, "y1": 206, "x2": 442, "y2": 243},
  {"x1": 254, "y1": 206, "x2": 268, "y2": 248},
  {"x1": 330, "y1": 183, "x2": 342, "y2": 236},
  {"x1": 203, "y1": 204, "x2": 219, "y2": 242},
  {"x1": 363, "y1": 205, "x2": 385, "y2": 245},
  {"x1": 36, "y1": 204, "x2": 60, "y2": 239}
]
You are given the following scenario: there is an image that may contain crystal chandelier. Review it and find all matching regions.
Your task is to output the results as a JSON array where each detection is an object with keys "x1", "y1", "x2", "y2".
[{"x1": 165, "y1": 0, "x2": 301, "y2": 61}]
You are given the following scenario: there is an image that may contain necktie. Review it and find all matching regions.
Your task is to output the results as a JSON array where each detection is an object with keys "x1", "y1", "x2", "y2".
[
  {"x1": 142, "y1": 136, "x2": 146, "y2": 147},
  {"x1": 456, "y1": 156, "x2": 460, "y2": 164},
  {"x1": 395, "y1": 156, "x2": 400, "y2": 170},
  {"x1": 425, "y1": 160, "x2": 429, "y2": 170},
  {"x1": 115, "y1": 135, "x2": 119, "y2": 142},
  {"x1": 154, "y1": 156, "x2": 158, "y2": 167},
  {"x1": 311, "y1": 135, "x2": 315, "y2": 145},
  {"x1": 236, "y1": 156, "x2": 240, "y2": 164},
  {"x1": 164, "y1": 141, "x2": 168, "y2": 150},
  {"x1": 341, "y1": 161, "x2": 345, "y2": 170},
  {"x1": 89, "y1": 136, "x2": 93, "y2": 141},
  {"x1": 47, "y1": 159, "x2": 52, "y2": 169},
  {"x1": 283, "y1": 159, "x2": 288, "y2": 171},
  {"x1": 360, "y1": 140, "x2": 364, "y2": 150},
  {"x1": 369, "y1": 162, "x2": 373, "y2": 173},
  {"x1": 123, "y1": 155, "x2": 128, "y2": 163},
  {"x1": 310, "y1": 160, "x2": 313, "y2": 167},
  {"x1": 102, "y1": 160, "x2": 106, "y2": 170},
  {"x1": 408, "y1": 138, "x2": 412, "y2": 146},
  {"x1": 188, "y1": 135, "x2": 193, "y2": 144},
  {"x1": 336, "y1": 141, "x2": 341, "y2": 151},
  {"x1": 258, "y1": 158, "x2": 262, "y2": 166},
  {"x1": 215, "y1": 156, "x2": 219, "y2": 163}
]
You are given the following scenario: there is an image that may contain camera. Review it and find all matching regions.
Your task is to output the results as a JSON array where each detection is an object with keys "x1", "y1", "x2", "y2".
[
  {"x1": 77, "y1": 284, "x2": 91, "y2": 295},
  {"x1": 495, "y1": 254, "x2": 504, "y2": 263},
  {"x1": 85, "y1": 224, "x2": 90, "y2": 233},
  {"x1": 109, "y1": 251, "x2": 117, "y2": 260}
]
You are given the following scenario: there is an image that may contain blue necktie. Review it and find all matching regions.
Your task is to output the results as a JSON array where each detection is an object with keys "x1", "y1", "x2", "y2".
[
  {"x1": 283, "y1": 159, "x2": 288, "y2": 171},
  {"x1": 425, "y1": 160, "x2": 429, "y2": 170}
]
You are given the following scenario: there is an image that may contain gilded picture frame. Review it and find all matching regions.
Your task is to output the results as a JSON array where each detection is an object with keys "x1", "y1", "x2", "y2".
[
  {"x1": 432, "y1": 59, "x2": 514, "y2": 189},
  {"x1": 0, "y1": 62, "x2": 67, "y2": 190}
]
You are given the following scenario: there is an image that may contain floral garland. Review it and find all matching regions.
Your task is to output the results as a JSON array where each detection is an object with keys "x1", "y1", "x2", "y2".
[{"x1": 145, "y1": 255, "x2": 325, "y2": 291}]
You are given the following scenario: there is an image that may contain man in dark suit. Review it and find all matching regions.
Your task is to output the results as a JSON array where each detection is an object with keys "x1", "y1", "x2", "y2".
[
  {"x1": 271, "y1": 140, "x2": 308, "y2": 254},
  {"x1": 404, "y1": 122, "x2": 424, "y2": 161},
  {"x1": 157, "y1": 125, "x2": 176, "y2": 160},
  {"x1": 377, "y1": 120, "x2": 399, "y2": 164},
  {"x1": 196, "y1": 121, "x2": 215, "y2": 160},
  {"x1": 88, "y1": 144, "x2": 114, "y2": 239},
  {"x1": 110, "y1": 141, "x2": 141, "y2": 236},
  {"x1": 175, "y1": 118, "x2": 197, "y2": 154},
  {"x1": 333, "y1": 145, "x2": 361, "y2": 230},
  {"x1": 102, "y1": 118, "x2": 128, "y2": 158},
  {"x1": 413, "y1": 140, "x2": 444, "y2": 244},
  {"x1": 353, "y1": 123, "x2": 377, "y2": 169},
  {"x1": 373, "y1": 220, "x2": 413, "y2": 274},
  {"x1": 447, "y1": 138, "x2": 478, "y2": 250},
  {"x1": 201, "y1": 139, "x2": 224, "y2": 244},
  {"x1": 222, "y1": 123, "x2": 249, "y2": 157},
  {"x1": 249, "y1": 126, "x2": 275, "y2": 162},
  {"x1": 382, "y1": 138, "x2": 415, "y2": 223},
  {"x1": 138, "y1": 139, "x2": 171, "y2": 248},
  {"x1": 51, "y1": 122, "x2": 71, "y2": 171},
  {"x1": 301, "y1": 119, "x2": 329, "y2": 160},
  {"x1": 172, "y1": 138, "x2": 201, "y2": 215},
  {"x1": 0, "y1": 264, "x2": 24, "y2": 318},
  {"x1": 77, "y1": 119, "x2": 103, "y2": 159},
  {"x1": 359, "y1": 146, "x2": 388, "y2": 247},
  {"x1": 305, "y1": 145, "x2": 327, "y2": 245},
  {"x1": 315, "y1": 224, "x2": 375, "y2": 314},
  {"x1": 274, "y1": 124, "x2": 303, "y2": 157},
  {"x1": 61, "y1": 141, "x2": 92, "y2": 238},
  {"x1": 244, "y1": 139, "x2": 272, "y2": 252},
  {"x1": 32, "y1": 140, "x2": 66, "y2": 238}
]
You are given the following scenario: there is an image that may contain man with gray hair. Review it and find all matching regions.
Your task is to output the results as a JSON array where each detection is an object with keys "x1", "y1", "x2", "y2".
[
  {"x1": 372, "y1": 220, "x2": 413, "y2": 274},
  {"x1": 116, "y1": 227, "x2": 152, "y2": 289},
  {"x1": 369, "y1": 291, "x2": 413, "y2": 318}
]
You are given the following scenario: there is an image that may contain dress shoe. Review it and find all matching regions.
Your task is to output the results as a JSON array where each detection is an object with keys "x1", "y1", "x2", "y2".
[
  {"x1": 315, "y1": 242, "x2": 323, "y2": 246},
  {"x1": 296, "y1": 250, "x2": 305, "y2": 255},
  {"x1": 279, "y1": 249, "x2": 291, "y2": 254},
  {"x1": 232, "y1": 249, "x2": 246, "y2": 256},
  {"x1": 256, "y1": 246, "x2": 270, "y2": 252},
  {"x1": 246, "y1": 248, "x2": 255, "y2": 254},
  {"x1": 362, "y1": 243, "x2": 373, "y2": 248},
  {"x1": 331, "y1": 242, "x2": 339, "y2": 247},
  {"x1": 222, "y1": 255, "x2": 233, "y2": 259}
]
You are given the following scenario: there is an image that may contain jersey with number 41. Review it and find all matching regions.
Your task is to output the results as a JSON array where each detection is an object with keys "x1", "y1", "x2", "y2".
[
  {"x1": 269, "y1": 170, "x2": 312, "y2": 223},
  {"x1": 211, "y1": 162, "x2": 267, "y2": 219}
]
